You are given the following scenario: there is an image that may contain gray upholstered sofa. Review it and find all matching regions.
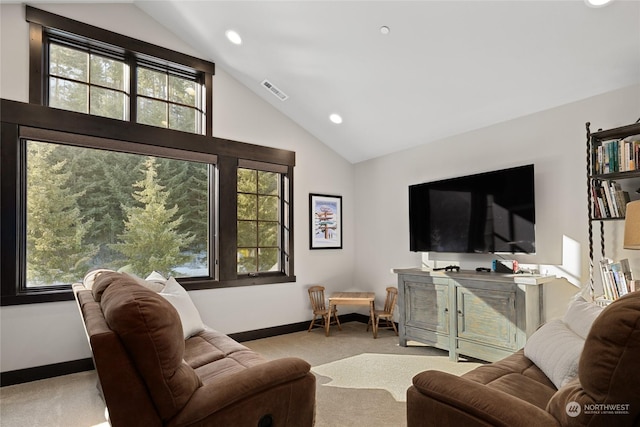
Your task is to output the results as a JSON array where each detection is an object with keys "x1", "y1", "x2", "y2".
[{"x1": 73, "y1": 271, "x2": 316, "y2": 427}]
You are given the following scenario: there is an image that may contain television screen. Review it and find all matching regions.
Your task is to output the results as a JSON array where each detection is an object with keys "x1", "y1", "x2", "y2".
[{"x1": 409, "y1": 165, "x2": 535, "y2": 254}]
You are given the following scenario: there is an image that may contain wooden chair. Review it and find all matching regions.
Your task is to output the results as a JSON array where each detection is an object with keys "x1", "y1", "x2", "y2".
[
  {"x1": 367, "y1": 287, "x2": 398, "y2": 338},
  {"x1": 308, "y1": 286, "x2": 341, "y2": 336}
]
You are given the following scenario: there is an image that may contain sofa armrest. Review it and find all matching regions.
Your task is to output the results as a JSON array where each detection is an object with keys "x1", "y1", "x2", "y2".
[
  {"x1": 168, "y1": 357, "x2": 313, "y2": 426},
  {"x1": 409, "y1": 370, "x2": 560, "y2": 427}
]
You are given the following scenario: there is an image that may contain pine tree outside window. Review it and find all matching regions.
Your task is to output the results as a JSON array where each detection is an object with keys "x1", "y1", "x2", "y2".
[
  {"x1": 24, "y1": 139, "x2": 211, "y2": 288},
  {"x1": 48, "y1": 42, "x2": 129, "y2": 120}
]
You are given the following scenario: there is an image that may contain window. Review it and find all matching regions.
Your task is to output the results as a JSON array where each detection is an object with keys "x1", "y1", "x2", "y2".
[
  {"x1": 45, "y1": 35, "x2": 205, "y2": 134},
  {"x1": 27, "y1": 5, "x2": 213, "y2": 136},
  {"x1": 136, "y1": 66, "x2": 203, "y2": 133},
  {"x1": 0, "y1": 7, "x2": 295, "y2": 306},
  {"x1": 25, "y1": 139, "x2": 211, "y2": 288},
  {"x1": 48, "y1": 41, "x2": 129, "y2": 120},
  {"x1": 237, "y1": 165, "x2": 290, "y2": 275}
]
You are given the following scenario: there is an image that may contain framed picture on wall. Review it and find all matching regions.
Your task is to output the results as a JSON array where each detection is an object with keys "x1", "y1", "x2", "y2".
[{"x1": 309, "y1": 193, "x2": 342, "y2": 249}]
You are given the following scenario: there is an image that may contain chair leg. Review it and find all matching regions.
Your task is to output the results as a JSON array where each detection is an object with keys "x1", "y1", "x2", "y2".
[
  {"x1": 391, "y1": 319, "x2": 398, "y2": 336},
  {"x1": 366, "y1": 315, "x2": 372, "y2": 332}
]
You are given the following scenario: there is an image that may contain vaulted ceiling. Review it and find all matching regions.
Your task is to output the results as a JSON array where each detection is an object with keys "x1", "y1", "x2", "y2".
[{"x1": 16, "y1": 1, "x2": 640, "y2": 163}]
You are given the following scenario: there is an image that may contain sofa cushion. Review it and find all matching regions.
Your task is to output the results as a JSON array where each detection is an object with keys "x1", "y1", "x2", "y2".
[
  {"x1": 524, "y1": 319, "x2": 584, "y2": 389},
  {"x1": 83, "y1": 268, "x2": 115, "y2": 290},
  {"x1": 463, "y1": 350, "x2": 554, "y2": 388},
  {"x1": 579, "y1": 291, "x2": 640, "y2": 408},
  {"x1": 184, "y1": 328, "x2": 262, "y2": 369},
  {"x1": 462, "y1": 350, "x2": 556, "y2": 410},
  {"x1": 100, "y1": 275, "x2": 201, "y2": 421}
]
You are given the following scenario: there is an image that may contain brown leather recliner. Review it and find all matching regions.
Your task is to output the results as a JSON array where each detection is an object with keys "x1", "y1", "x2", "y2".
[
  {"x1": 407, "y1": 291, "x2": 640, "y2": 427},
  {"x1": 73, "y1": 272, "x2": 316, "y2": 427}
]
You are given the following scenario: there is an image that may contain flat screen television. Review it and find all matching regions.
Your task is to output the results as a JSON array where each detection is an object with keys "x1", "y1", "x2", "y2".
[{"x1": 409, "y1": 164, "x2": 535, "y2": 254}]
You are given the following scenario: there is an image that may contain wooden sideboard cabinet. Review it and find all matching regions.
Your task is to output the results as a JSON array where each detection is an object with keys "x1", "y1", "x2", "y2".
[{"x1": 394, "y1": 268, "x2": 553, "y2": 362}]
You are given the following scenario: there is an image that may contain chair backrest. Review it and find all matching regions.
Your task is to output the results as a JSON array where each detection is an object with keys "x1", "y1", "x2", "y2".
[
  {"x1": 75, "y1": 272, "x2": 201, "y2": 426},
  {"x1": 308, "y1": 286, "x2": 327, "y2": 312},
  {"x1": 383, "y1": 287, "x2": 398, "y2": 315}
]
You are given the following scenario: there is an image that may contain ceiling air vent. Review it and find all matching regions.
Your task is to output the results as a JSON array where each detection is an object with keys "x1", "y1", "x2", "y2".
[{"x1": 262, "y1": 79, "x2": 288, "y2": 101}]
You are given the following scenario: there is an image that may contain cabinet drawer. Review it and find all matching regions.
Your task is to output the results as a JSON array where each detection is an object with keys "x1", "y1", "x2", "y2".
[
  {"x1": 456, "y1": 286, "x2": 517, "y2": 350},
  {"x1": 405, "y1": 280, "x2": 449, "y2": 335}
]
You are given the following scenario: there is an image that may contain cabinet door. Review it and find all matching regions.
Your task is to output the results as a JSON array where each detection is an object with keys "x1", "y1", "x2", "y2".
[
  {"x1": 405, "y1": 279, "x2": 449, "y2": 335},
  {"x1": 456, "y1": 285, "x2": 517, "y2": 350}
]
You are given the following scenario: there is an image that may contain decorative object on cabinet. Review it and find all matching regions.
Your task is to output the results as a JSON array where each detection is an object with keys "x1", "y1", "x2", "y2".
[
  {"x1": 393, "y1": 268, "x2": 553, "y2": 363},
  {"x1": 585, "y1": 121, "x2": 640, "y2": 297},
  {"x1": 309, "y1": 193, "x2": 343, "y2": 249}
]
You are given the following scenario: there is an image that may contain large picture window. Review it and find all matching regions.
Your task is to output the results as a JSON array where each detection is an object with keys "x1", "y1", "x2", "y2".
[{"x1": 24, "y1": 139, "x2": 210, "y2": 288}]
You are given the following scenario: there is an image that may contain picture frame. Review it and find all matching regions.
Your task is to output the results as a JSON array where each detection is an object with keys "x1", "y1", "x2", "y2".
[{"x1": 309, "y1": 193, "x2": 342, "y2": 249}]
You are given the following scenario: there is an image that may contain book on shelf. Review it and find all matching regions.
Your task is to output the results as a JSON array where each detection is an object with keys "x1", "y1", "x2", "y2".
[
  {"x1": 594, "y1": 135, "x2": 640, "y2": 174},
  {"x1": 590, "y1": 179, "x2": 630, "y2": 219},
  {"x1": 599, "y1": 258, "x2": 635, "y2": 301}
]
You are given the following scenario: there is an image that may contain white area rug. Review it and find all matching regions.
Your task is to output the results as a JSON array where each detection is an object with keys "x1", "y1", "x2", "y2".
[{"x1": 311, "y1": 352, "x2": 482, "y2": 402}]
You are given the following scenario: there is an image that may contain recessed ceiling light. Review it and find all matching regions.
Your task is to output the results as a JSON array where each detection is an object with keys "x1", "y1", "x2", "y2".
[
  {"x1": 584, "y1": 0, "x2": 613, "y2": 7},
  {"x1": 380, "y1": 26, "x2": 390, "y2": 35},
  {"x1": 225, "y1": 29, "x2": 242, "y2": 45},
  {"x1": 329, "y1": 113, "x2": 343, "y2": 124}
]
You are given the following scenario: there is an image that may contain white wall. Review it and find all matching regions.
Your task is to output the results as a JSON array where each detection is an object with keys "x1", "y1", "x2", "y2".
[
  {"x1": 0, "y1": 3, "x2": 355, "y2": 372},
  {"x1": 353, "y1": 84, "x2": 640, "y2": 319}
]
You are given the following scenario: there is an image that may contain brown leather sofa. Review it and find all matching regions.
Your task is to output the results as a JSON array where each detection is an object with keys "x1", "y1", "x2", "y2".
[
  {"x1": 73, "y1": 271, "x2": 316, "y2": 427},
  {"x1": 407, "y1": 291, "x2": 640, "y2": 427}
]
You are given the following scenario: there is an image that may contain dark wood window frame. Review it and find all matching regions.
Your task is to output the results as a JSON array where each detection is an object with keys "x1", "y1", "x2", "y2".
[
  {"x1": 236, "y1": 160, "x2": 291, "y2": 277},
  {"x1": 0, "y1": 8, "x2": 295, "y2": 306},
  {"x1": 27, "y1": 5, "x2": 213, "y2": 136}
]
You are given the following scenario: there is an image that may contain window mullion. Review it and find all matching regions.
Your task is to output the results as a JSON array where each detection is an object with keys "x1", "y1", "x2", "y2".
[{"x1": 128, "y1": 53, "x2": 137, "y2": 124}]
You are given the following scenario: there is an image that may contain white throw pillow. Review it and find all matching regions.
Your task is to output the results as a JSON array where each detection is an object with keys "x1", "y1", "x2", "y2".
[
  {"x1": 562, "y1": 296, "x2": 603, "y2": 339},
  {"x1": 146, "y1": 270, "x2": 167, "y2": 283},
  {"x1": 160, "y1": 277, "x2": 205, "y2": 339},
  {"x1": 125, "y1": 273, "x2": 166, "y2": 293},
  {"x1": 524, "y1": 319, "x2": 585, "y2": 389}
]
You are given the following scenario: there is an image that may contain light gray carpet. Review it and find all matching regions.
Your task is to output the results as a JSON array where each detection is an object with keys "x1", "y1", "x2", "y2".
[
  {"x1": 245, "y1": 321, "x2": 483, "y2": 427},
  {"x1": 0, "y1": 322, "x2": 483, "y2": 427},
  {"x1": 311, "y1": 352, "x2": 481, "y2": 402}
]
